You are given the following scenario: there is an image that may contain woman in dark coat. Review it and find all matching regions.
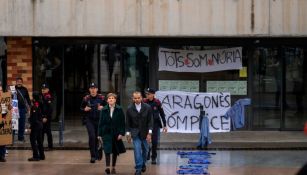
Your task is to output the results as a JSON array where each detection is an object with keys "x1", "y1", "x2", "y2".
[{"x1": 98, "y1": 93, "x2": 126, "y2": 174}]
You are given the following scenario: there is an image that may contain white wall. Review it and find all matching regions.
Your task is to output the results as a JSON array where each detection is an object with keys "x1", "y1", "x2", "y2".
[{"x1": 0, "y1": 0, "x2": 306, "y2": 36}]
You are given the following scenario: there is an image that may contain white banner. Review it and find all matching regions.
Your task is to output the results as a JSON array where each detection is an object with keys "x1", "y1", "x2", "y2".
[
  {"x1": 156, "y1": 91, "x2": 231, "y2": 133},
  {"x1": 158, "y1": 47, "x2": 242, "y2": 73}
]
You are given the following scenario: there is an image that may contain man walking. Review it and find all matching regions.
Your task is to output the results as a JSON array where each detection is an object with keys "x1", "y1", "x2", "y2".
[
  {"x1": 80, "y1": 83, "x2": 106, "y2": 163},
  {"x1": 144, "y1": 88, "x2": 167, "y2": 164},
  {"x1": 126, "y1": 91, "x2": 153, "y2": 175},
  {"x1": 15, "y1": 77, "x2": 31, "y2": 142}
]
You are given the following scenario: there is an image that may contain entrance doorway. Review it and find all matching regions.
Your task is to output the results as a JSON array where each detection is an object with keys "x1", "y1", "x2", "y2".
[
  {"x1": 251, "y1": 47, "x2": 307, "y2": 130},
  {"x1": 33, "y1": 40, "x2": 150, "y2": 143}
]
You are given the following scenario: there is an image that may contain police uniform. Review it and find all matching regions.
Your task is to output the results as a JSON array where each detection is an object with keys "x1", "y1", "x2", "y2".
[
  {"x1": 41, "y1": 83, "x2": 53, "y2": 150},
  {"x1": 28, "y1": 92, "x2": 45, "y2": 161},
  {"x1": 143, "y1": 88, "x2": 166, "y2": 164},
  {"x1": 80, "y1": 83, "x2": 106, "y2": 163}
]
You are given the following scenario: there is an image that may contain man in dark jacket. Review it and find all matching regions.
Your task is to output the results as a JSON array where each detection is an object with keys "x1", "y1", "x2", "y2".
[
  {"x1": 144, "y1": 88, "x2": 167, "y2": 164},
  {"x1": 80, "y1": 82, "x2": 106, "y2": 163},
  {"x1": 126, "y1": 91, "x2": 153, "y2": 175},
  {"x1": 15, "y1": 77, "x2": 31, "y2": 142},
  {"x1": 41, "y1": 83, "x2": 53, "y2": 151}
]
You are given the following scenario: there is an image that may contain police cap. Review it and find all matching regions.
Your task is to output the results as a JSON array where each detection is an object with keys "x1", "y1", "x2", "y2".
[
  {"x1": 41, "y1": 83, "x2": 49, "y2": 89},
  {"x1": 145, "y1": 88, "x2": 156, "y2": 94},
  {"x1": 89, "y1": 82, "x2": 98, "y2": 88}
]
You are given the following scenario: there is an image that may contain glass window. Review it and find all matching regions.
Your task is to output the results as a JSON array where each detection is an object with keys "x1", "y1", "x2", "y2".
[
  {"x1": 0, "y1": 37, "x2": 7, "y2": 89},
  {"x1": 284, "y1": 47, "x2": 307, "y2": 129},
  {"x1": 252, "y1": 47, "x2": 281, "y2": 128}
]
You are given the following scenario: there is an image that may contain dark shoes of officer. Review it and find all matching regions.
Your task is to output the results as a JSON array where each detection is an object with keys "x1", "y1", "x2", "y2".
[
  {"x1": 141, "y1": 164, "x2": 146, "y2": 172},
  {"x1": 40, "y1": 156, "x2": 45, "y2": 160},
  {"x1": 105, "y1": 168, "x2": 110, "y2": 174},
  {"x1": 90, "y1": 157, "x2": 96, "y2": 163},
  {"x1": 28, "y1": 157, "x2": 40, "y2": 161},
  {"x1": 0, "y1": 157, "x2": 6, "y2": 162},
  {"x1": 151, "y1": 159, "x2": 157, "y2": 164}
]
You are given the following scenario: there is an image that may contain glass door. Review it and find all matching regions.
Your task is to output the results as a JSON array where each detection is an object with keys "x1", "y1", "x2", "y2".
[
  {"x1": 252, "y1": 48, "x2": 281, "y2": 129},
  {"x1": 120, "y1": 47, "x2": 150, "y2": 111},
  {"x1": 284, "y1": 47, "x2": 307, "y2": 129}
]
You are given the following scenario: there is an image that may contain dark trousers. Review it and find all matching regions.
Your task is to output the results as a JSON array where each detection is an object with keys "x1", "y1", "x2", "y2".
[
  {"x1": 105, "y1": 139, "x2": 118, "y2": 167},
  {"x1": 0, "y1": 146, "x2": 5, "y2": 159},
  {"x1": 86, "y1": 119, "x2": 98, "y2": 159},
  {"x1": 150, "y1": 124, "x2": 160, "y2": 160},
  {"x1": 18, "y1": 108, "x2": 27, "y2": 141},
  {"x1": 30, "y1": 128, "x2": 45, "y2": 159},
  {"x1": 105, "y1": 153, "x2": 117, "y2": 167},
  {"x1": 43, "y1": 121, "x2": 53, "y2": 149}
]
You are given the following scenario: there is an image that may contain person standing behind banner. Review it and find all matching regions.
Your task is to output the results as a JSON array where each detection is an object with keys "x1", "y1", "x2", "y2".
[
  {"x1": 126, "y1": 91, "x2": 153, "y2": 175},
  {"x1": 144, "y1": 88, "x2": 167, "y2": 164},
  {"x1": 40, "y1": 83, "x2": 53, "y2": 151},
  {"x1": 80, "y1": 82, "x2": 106, "y2": 163},
  {"x1": 98, "y1": 93, "x2": 126, "y2": 174},
  {"x1": 28, "y1": 92, "x2": 45, "y2": 161},
  {"x1": 15, "y1": 77, "x2": 31, "y2": 142}
]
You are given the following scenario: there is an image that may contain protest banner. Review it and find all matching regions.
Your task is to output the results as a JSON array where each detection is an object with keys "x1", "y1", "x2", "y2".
[
  {"x1": 158, "y1": 47, "x2": 242, "y2": 73},
  {"x1": 156, "y1": 91, "x2": 231, "y2": 133},
  {"x1": 0, "y1": 92, "x2": 12, "y2": 145}
]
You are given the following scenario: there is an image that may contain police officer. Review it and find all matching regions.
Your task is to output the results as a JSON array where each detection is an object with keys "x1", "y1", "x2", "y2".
[
  {"x1": 41, "y1": 83, "x2": 53, "y2": 151},
  {"x1": 28, "y1": 92, "x2": 45, "y2": 161},
  {"x1": 143, "y1": 88, "x2": 167, "y2": 164},
  {"x1": 80, "y1": 83, "x2": 106, "y2": 163}
]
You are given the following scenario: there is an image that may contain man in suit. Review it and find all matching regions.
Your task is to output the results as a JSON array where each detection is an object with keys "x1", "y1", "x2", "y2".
[{"x1": 126, "y1": 91, "x2": 153, "y2": 175}]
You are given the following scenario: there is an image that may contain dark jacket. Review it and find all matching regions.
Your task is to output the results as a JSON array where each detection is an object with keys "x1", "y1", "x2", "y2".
[
  {"x1": 28, "y1": 101, "x2": 43, "y2": 130},
  {"x1": 143, "y1": 98, "x2": 166, "y2": 128},
  {"x1": 41, "y1": 92, "x2": 53, "y2": 122},
  {"x1": 98, "y1": 105, "x2": 126, "y2": 154},
  {"x1": 126, "y1": 102, "x2": 153, "y2": 140},
  {"x1": 15, "y1": 86, "x2": 31, "y2": 110},
  {"x1": 80, "y1": 94, "x2": 106, "y2": 122}
]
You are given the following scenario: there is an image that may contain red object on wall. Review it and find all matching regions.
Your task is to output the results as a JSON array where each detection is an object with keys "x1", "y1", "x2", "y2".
[{"x1": 304, "y1": 122, "x2": 307, "y2": 135}]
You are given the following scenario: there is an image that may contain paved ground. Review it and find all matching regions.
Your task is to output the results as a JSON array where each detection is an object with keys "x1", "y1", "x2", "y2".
[
  {"x1": 10, "y1": 128, "x2": 307, "y2": 149},
  {"x1": 0, "y1": 150, "x2": 306, "y2": 175}
]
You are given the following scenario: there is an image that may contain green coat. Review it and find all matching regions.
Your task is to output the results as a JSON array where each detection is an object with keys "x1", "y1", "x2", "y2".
[{"x1": 98, "y1": 104, "x2": 126, "y2": 154}]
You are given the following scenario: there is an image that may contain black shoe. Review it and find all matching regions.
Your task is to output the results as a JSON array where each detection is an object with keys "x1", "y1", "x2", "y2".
[
  {"x1": 28, "y1": 157, "x2": 40, "y2": 161},
  {"x1": 90, "y1": 157, "x2": 95, "y2": 163},
  {"x1": 141, "y1": 164, "x2": 146, "y2": 172},
  {"x1": 105, "y1": 168, "x2": 110, "y2": 174},
  {"x1": 0, "y1": 157, "x2": 6, "y2": 162},
  {"x1": 40, "y1": 156, "x2": 45, "y2": 160},
  {"x1": 151, "y1": 159, "x2": 157, "y2": 164},
  {"x1": 111, "y1": 168, "x2": 116, "y2": 174}
]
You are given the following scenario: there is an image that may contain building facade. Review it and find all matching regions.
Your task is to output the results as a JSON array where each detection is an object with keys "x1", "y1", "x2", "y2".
[{"x1": 0, "y1": 0, "x2": 307, "y2": 131}]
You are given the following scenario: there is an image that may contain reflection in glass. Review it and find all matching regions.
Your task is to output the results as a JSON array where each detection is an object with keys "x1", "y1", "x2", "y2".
[
  {"x1": 252, "y1": 48, "x2": 281, "y2": 128},
  {"x1": 284, "y1": 47, "x2": 306, "y2": 128}
]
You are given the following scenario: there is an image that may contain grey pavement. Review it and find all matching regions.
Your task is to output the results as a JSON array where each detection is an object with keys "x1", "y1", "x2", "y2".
[
  {"x1": 1, "y1": 150, "x2": 306, "y2": 175},
  {"x1": 9, "y1": 121, "x2": 307, "y2": 149}
]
